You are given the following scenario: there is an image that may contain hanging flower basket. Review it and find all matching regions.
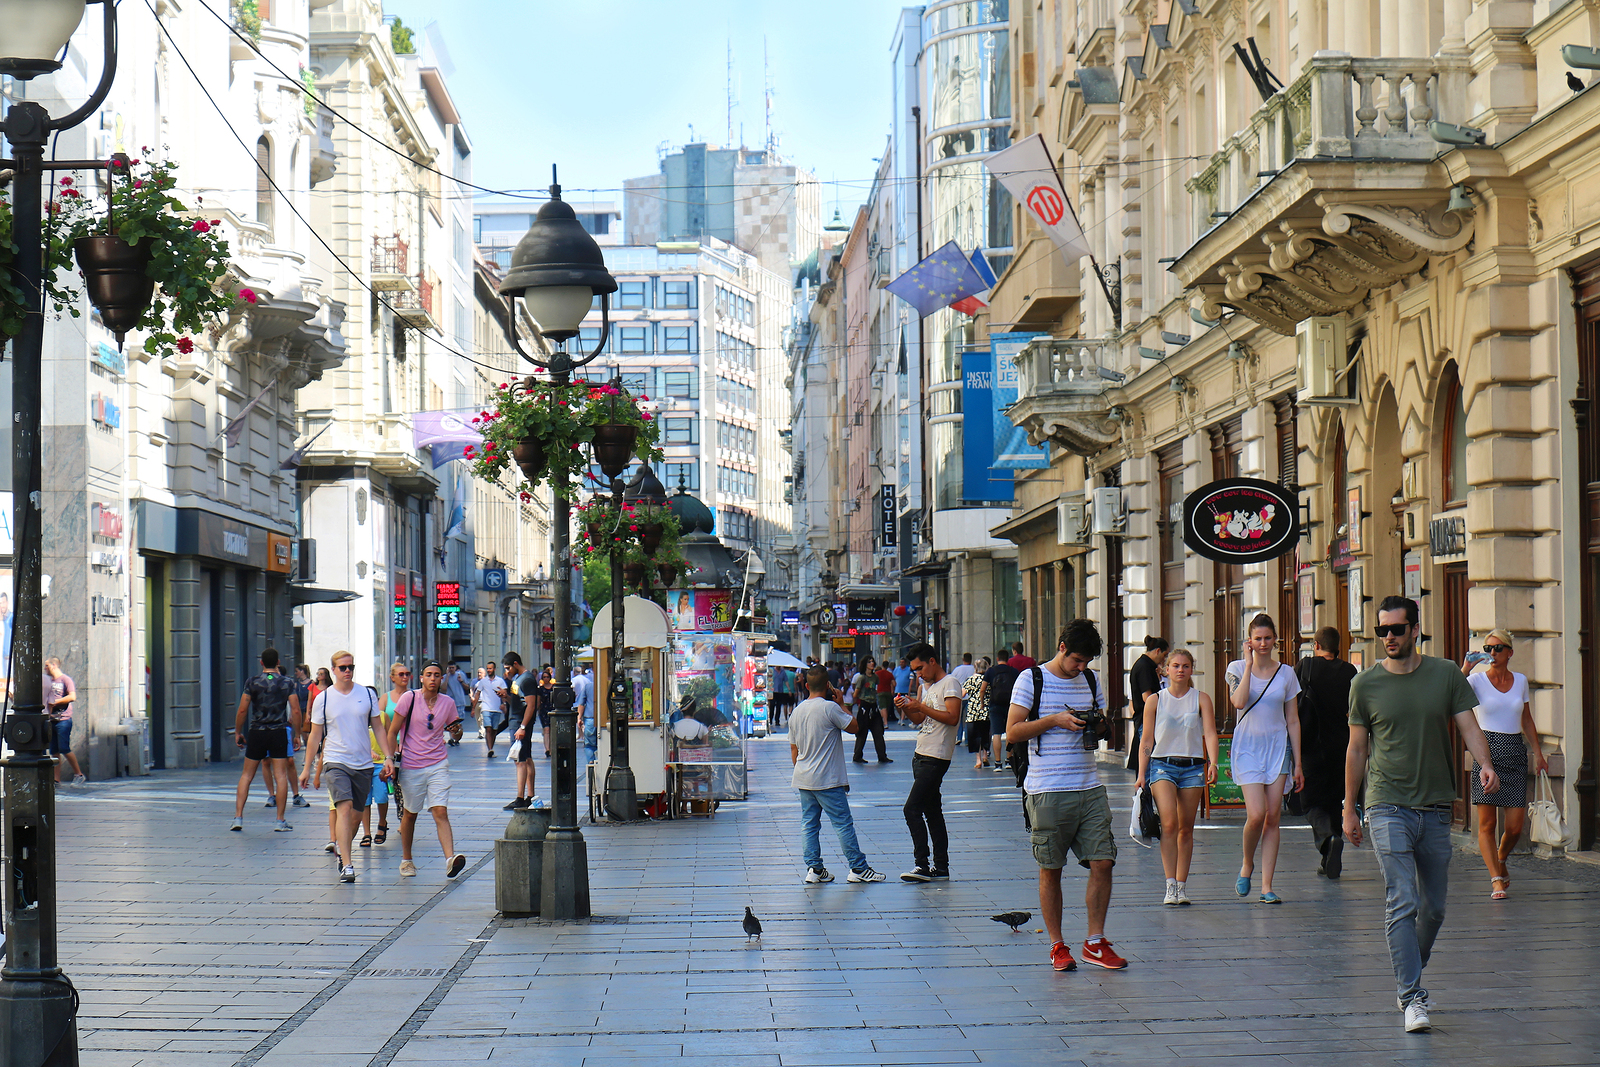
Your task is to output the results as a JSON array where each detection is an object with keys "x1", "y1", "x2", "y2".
[
  {"x1": 466, "y1": 378, "x2": 662, "y2": 500},
  {"x1": 622, "y1": 561, "x2": 647, "y2": 585},
  {"x1": 591, "y1": 423, "x2": 638, "y2": 479},
  {"x1": 656, "y1": 562, "x2": 679, "y2": 588},
  {"x1": 44, "y1": 155, "x2": 242, "y2": 354},
  {"x1": 512, "y1": 435, "x2": 547, "y2": 480}
]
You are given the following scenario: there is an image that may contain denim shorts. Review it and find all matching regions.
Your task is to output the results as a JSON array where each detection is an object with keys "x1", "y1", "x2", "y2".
[
  {"x1": 50, "y1": 719, "x2": 73, "y2": 756},
  {"x1": 1148, "y1": 756, "x2": 1206, "y2": 790}
]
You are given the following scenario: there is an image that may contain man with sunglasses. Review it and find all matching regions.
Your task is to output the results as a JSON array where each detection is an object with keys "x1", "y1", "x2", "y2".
[
  {"x1": 388, "y1": 661, "x2": 467, "y2": 878},
  {"x1": 301, "y1": 652, "x2": 395, "y2": 883},
  {"x1": 1345, "y1": 596, "x2": 1499, "y2": 1034}
]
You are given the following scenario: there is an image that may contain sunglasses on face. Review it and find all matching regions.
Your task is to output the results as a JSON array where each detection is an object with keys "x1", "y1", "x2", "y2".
[
  {"x1": 1485, "y1": 644, "x2": 1511, "y2": 654},
  {"x1": 1374, "y1": 624, "x2": 1411, "y2": 638},
  {"x1": 336, "y1": 664, "x2": 355, "y2": 672}
]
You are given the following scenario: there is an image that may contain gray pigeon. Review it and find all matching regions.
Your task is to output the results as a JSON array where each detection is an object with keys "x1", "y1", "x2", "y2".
[
  {"x1": 991, "y1": 911, "x2": 1032, "y2": 932},
  {"x1": 743, "y1": 907, "x2": 762, "y2": 941}
]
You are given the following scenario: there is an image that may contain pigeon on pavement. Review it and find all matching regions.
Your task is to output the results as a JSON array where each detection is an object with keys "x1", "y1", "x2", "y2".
[
  {"x1": 743, "y1": 907, "x2": 763, "y2": 941},
  {"x1": 991, "y1": 911, "x2": 1032, "y2": 932}
]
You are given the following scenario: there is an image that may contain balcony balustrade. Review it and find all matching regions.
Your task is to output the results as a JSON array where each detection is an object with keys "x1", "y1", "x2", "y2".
[{"x1": 1006, "y1": 336, "x2": 1125, "y2": 455}]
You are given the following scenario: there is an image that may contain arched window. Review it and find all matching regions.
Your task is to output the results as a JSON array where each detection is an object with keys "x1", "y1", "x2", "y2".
[
  {"x1": 255, "y1": 136, "x2": 274, "y2": 233},
  {"x1": 1442, "y1": 367, "x2": 1469, "y2": 505}
]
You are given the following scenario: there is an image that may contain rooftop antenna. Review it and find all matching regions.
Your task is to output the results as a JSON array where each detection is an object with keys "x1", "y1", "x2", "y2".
[
  {"x1": 764, "y1": 36, "x2": 775, "y2": 155},
  {"x1": 726, "y1": 37, "x2": 734, "y2": 146}
]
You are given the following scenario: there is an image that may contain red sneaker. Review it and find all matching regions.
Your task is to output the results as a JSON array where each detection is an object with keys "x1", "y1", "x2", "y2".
[
  {"x1": 1080, "y1": 939, "x2": 1128, "y2": 970},
  {"x1": 1049, "y1": 941, "x2": 1076, "y2": 971}
]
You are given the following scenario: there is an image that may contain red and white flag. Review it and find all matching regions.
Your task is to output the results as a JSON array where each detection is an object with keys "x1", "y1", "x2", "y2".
[{"x1": 984, "y1": 134, "x2": 1091, "y2": 264}]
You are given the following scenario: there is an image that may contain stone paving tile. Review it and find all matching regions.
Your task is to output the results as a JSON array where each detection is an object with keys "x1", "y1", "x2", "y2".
[{"x1": 49, "y1": 731, "x2": 1600, "y2": 1066}]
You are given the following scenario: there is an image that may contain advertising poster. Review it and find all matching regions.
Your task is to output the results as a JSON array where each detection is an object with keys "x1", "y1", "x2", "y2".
[
  {"x1": 670, "y1": 590, "x2": 734, "y2": 634},
  {"x1": 990, "y1": 333, "x2": 1050, "y2": 470},
  {"x1": 960, "y1": 346, "x2": 1014, "y2": 502}
]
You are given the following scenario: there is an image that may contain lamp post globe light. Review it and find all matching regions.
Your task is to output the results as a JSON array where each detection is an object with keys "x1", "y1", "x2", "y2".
[
  {"x1": 497, "y1": 173, "x2": 618, "y2": 920},
  {"x1": 1, "y1": 2, "x2": 121, "y2": 1064}
]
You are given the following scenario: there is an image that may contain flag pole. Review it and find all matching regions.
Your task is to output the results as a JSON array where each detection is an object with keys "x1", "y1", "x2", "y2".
[{"x1": 1042, "y1": 146, "x2": 1121, "y2": 334}]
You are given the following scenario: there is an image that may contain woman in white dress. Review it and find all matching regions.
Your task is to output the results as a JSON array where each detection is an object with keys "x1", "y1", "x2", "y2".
[{"x1": 1227, "y1": 614, "x2": 1305, "y2": 904}]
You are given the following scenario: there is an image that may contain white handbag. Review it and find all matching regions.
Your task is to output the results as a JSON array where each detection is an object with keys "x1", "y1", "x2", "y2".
[{"x1": 1529, "y1": 771, "x2": 1566, "y2": 848}]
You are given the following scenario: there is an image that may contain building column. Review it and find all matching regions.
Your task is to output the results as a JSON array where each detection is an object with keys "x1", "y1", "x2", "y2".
[{"x1": 169, "y1": 558, "x2": 205, "y2": 768}]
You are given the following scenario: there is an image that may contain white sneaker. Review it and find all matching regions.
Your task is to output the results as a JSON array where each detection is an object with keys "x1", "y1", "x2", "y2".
[
  {"x1": 399, "y1": 859, "x2": 417, "y2": 877},
  {"x1": 847, "y1": 867, "x2": 886, "y2": 883},
  {"x1": 1404, "y1": 999, "x2": 1431, "y2": 1033},
  {"x1": 1174, "y1": 884, "x2": 1191, "y2": 905},
  {"x1": 1398, "y1": 992, "x2": 1433, "y2": 1011},
  {"x1": 804, "y1": 867, "x2": 834, "y2": 884},
  {"x1": 1163, "y1": 884, "x2": 1179, "y2": 906},
  {"x1": 71, "y1": 774, "x2": 86, "y2": 786}
]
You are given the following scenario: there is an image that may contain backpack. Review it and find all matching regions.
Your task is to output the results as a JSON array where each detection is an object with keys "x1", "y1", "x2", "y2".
[{"x1": 1007, "y1": 666, "x2": 1099, "y2": 788}]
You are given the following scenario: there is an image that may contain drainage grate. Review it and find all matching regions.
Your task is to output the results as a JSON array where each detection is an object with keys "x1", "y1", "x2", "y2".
[{"x1": 357, "y1": 967, "x2": 451, "y2": 979}]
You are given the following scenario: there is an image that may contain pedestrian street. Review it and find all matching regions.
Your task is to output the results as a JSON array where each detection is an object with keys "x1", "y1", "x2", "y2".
[{"x1": 55, "y1": 729, "x2": 1600, "y2": 1067}]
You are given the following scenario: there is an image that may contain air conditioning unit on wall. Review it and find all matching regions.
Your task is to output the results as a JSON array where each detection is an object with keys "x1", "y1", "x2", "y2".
[
  {"x1": 1057, "y1": 500, "x2": 1088, "y2": 546},
  {"x1": 1092, "y1": 487, "x2": 1126, "y2": 537},
  {"x1": 1296, "y1": 316, "x2": 1357, "y2": 405}
]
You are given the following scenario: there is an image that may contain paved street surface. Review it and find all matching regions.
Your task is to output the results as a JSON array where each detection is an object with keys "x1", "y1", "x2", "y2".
[{"x1": 54, "y1": 726, "x2": 1600, "y2": 1066}]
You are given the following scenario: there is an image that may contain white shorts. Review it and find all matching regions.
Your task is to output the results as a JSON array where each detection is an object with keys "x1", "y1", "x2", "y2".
[{"x1": 398, "y1": 761, "x2": 451, "y2": 814}]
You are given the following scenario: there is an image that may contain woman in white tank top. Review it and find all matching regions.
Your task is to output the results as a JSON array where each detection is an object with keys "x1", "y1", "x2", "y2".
[{"x1": 1134, "y1": 649, "x2": 1219, "y2": 906}]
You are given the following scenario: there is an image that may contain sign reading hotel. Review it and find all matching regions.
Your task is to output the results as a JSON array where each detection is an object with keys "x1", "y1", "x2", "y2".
[{"x1": 1182, "y1": 478, "x2": 1300, "y2": 564}]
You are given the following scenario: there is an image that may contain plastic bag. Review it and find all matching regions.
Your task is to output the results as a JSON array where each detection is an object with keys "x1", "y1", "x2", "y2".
[{"x1": 1128, "y1": 787, "x2": 1160, "y2": 847}]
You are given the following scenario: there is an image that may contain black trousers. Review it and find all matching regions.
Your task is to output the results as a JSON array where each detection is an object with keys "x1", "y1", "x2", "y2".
[
  {"x1": 904, "y1": 753, "x2": 951, "y2": 870},
  {"x1": 853, "y1": 709, "x2": 888, "y2": 761}
]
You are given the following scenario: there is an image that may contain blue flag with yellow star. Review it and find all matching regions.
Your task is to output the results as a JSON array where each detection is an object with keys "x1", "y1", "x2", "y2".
[{"x1": 884, "y1": 241, "x2": 988, "y2": 318}]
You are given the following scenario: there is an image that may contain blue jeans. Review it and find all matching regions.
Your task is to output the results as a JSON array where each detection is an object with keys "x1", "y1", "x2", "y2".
[
  {"x1": 1367, "y1": 803, "x2": 1452, "y2": 1006},
  {"x1": 799, "y1": 786, "x2": 867, "y2": 873}
]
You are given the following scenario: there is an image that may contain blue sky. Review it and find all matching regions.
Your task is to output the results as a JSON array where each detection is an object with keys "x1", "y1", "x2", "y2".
[{"x1": 382, "y1": 0, "x2": 910, "y2": 214}]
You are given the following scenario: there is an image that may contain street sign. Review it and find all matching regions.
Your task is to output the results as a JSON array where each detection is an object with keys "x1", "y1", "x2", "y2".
[
  {"x1": 481, "y1": 567, "x2": 507, "y2": 591},
  {"x1": 1182, "y1": 478, "x2": 1300, "y2": 564},
  {"x1": 781, "y1": 610, "x2": 800, "y2": 627},
  {"x1": 435, "y1": 581, "x2": 462, "y2": 630},
  {"x1": 880, "y1": 485, "x2": 897, "y2": 547},
  {"x1": 832, "y1": 636, "x2": 856, "y2": 650}
]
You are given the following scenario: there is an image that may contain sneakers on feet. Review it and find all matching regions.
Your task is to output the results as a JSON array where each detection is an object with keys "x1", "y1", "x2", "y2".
[
  {"x1": 1174, "y1": 884, "x2": 1192, "y2": 906},
  {"x1": 324, "y1": 841, "x2": 336, "y2": 853},
  {"x1": 929, "y1": 868, "x2": 950, "y2": 879},
  {"x1": 292, "y1": 794, "x2": 310, "y2": 808},
  {"x1": 900, "y1": 866, "x2": 933, "y2": 883},
  {"x1": 804, "y1": 867, "x2": 834, "y2": 883},
  {"x1": 1050, "y1": 941, "x2": 1077, "y2": 971},
  {"x1": 447, "y1": 854, "x2": 467, "y2": 878},
  {"x1": 264, "y1": 797, "x2": 276, "y2": 808},
  {"x1": 1080, "y1": 939, "x2": 1128, "y2": 970},
  {"x1": 229, "y1": 818, "x2": 243, "y2": 832},
  {"x1": 1397, "y1": 993, "x2": 1433, "y2": 1011},
  {"x1": 273, "y1": 819, "x2": 293, "y2": 832},
  {"x1": 339, "y1": 865, "x2": 356, "y2": 883},
  {"x1": 1404, "y1": 999, "x2": 1431, "y2": 1032},
  {"x1": 1163, "y1": 884, "x2": 1180, "y2": 906},
  {"x1": 847, "y1": 867, "x2": 886, "y2": 883},
  {"x1": 399, "y1": 859, "x2": 417, "y2": 877},
  {"x1": 71, "y1": 773, "x2": 87, "y2": 786},
  {"x1": 502, "y1": 797, "x2": 529, "y2": 811}
]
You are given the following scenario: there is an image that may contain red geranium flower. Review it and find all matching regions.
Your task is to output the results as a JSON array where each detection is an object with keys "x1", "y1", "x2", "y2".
[
  {"x1": 192, "y1": 220, "x2": 211, "y2": 233},
  {"x1": 175, "y1": 336, "x2": 195, "y2": 354},
  {"x1": 239, "y1": 288, "x2": 258, "y2": 303}
]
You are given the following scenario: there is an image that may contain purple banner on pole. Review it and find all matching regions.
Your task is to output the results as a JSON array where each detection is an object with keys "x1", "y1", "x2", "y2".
[{"x1": 411, "y1": 410, "x2": 484, "y2": 449}]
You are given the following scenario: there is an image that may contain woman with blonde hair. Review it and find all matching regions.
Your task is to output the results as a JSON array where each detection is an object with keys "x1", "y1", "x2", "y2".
[
  {"x1": 1461, "y1": 629, "x2": 1548, "y2": 898},
  {"x1": 1227, "y1": 614, "x2": 1304, "y2": 904},
  {"x1": 1135, "y1": 649, "x2": 1218, "y2": 905}
]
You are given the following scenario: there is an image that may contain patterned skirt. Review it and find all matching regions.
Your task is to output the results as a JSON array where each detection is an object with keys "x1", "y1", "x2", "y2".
[{"x1": 1471, "y1": 730, "x2": 1528, "y2": 808}]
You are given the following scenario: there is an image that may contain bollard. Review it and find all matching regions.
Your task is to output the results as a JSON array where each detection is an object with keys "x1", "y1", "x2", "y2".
[{"x1": 494, "y1": 807, "x2": 551, "y2": 917}]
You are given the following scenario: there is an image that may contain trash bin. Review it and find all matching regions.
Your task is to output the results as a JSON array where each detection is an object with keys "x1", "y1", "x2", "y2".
[
  {"x1": 117, "y1": 717, "x2": 150, "y2": 777},
  {"x1": 494, "y1": 807, "x2": 550, "y2": 917}
]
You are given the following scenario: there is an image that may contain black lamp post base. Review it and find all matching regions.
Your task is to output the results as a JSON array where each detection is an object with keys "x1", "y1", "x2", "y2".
[
  {"x1": 604, "y1": 766, "x2": 638, "y2": 822},
  {"x1": 0, "y1": 976, "x2": 78, "y2": 1066},
  {"x1": 539, "y1": 829, "x2": 592, "y2": 920}
]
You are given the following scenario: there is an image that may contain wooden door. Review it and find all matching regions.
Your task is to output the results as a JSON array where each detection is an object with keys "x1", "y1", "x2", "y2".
[
  {"x1": 1442, "y1": 562, "x2": 1474, "y2": 828},
  {"x1": 1573, "y1": 262, "x2": 1600, "y2": 850}
]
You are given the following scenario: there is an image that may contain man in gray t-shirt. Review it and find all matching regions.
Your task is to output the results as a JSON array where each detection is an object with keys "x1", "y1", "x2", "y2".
[{"x1": 790, "y1": 666, "x2": 885, "y2": 885}]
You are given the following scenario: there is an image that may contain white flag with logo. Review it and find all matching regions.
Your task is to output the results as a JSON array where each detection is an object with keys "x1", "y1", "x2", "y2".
[{"x1": 984, "y1": 134, "x2": 1091, "y2": 264}]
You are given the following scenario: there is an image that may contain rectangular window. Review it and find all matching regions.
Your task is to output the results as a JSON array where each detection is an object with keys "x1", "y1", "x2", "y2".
[
  {"x1": 663, "y1": 371, "x2": 698, "y2": 399},
  {"x1": 663, "y1": 325, "x2": 696, "y2": 353},
  {"x1": 662, "y1": 280, "x2": 695, "y2": 309},
  {"x1": 619, "y1": 326, "x2": 651, "y2": 354},
  {"x1": 579, "y1": 325, "x2": 604, "y2": 353},
  {"x1": 664, "y1": 462, "x2": 700, "y2": 490},
  {"x1": 453, "y1": 219, "x2": 468, "y2": 269},
  {"x1": 617, "y1": 280, "x2": 649, "y2": 309},
  {"x1": 665, "y1": 418, "x2": 698, "y2": 445},
  {"x1": 621, "y1": 371, "x2": 653, "y2": 396}
]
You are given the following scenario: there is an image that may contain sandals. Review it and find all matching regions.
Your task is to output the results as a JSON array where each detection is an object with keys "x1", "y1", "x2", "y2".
[
  {"x1": 1491, "y1": 876, "x2": 1509, "y2": 900},
  {"x1": 374, "y1": 826, "x2": 388, "y2": 845},
  {"x1": 359, "y1": 833, "x2": 373, "y2": 848}
]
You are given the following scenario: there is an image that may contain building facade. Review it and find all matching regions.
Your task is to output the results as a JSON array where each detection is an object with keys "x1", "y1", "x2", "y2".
[{"x1": 993, "y1": 0, "x2": 1600, "y2": 850}]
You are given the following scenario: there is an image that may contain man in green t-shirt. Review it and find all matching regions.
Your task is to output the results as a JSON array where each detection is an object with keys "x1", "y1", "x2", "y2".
[{"x1": 1344, "y1": 596, "x2": 1498, "y2": 1036}]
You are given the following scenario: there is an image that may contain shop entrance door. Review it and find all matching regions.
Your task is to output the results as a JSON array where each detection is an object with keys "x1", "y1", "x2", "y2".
[
  {"x1": 1442, "y1": 562, "x2": 1474, "y2": 828},
  {"x1": 145, "y1": 560, "x2": 168, "y2": 770},
  {"x1": 1572, "y1": 262, "x2": 1600, "y2": 850}
]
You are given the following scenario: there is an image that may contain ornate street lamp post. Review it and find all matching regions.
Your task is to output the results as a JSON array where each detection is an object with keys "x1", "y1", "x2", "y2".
[
  {"x1": 0, "y1": 3, "x2": 122, "y2": 1063},
  {"x1": 498, "y1": 172, "x2": 617, "y2": 920}
]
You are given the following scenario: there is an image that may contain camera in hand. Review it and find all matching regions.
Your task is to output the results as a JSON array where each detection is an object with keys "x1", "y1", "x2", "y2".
[{"x1": 1077, "y1": 707, "x2": 1109, "y2": 750}]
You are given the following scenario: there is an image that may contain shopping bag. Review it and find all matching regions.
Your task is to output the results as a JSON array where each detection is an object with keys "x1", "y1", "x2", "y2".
[
  {"x1": 1138, "y1": 785, "x2": 1163, "y2": 840},
  {"x1": 1529, "y1": 770, "x2": 1566, "y2": 847},
  {"x1": 1127, "y1": 787, "x2": 1159, "y2": 847}
]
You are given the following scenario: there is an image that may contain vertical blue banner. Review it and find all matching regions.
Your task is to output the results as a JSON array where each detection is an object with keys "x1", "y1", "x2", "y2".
[
  {"x1": 991, "y1": 333, "x2": 1051, "y2": 469},
  {"x1": 961, "y1": 347, "x2": 1014, "y2": 502}
]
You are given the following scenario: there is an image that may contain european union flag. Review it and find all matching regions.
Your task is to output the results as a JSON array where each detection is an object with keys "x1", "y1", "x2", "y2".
[{"x1": 884, "y1": 241, "x2": 988, "y2": 318}]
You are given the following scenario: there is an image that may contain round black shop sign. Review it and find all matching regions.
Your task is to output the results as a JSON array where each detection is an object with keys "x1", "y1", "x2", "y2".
[{"x1": 1182, "y1": 477, "x2": 1300, "y2": 564}]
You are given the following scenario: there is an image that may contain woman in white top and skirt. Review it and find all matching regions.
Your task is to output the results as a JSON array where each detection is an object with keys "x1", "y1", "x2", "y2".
[
  {"x1": 1134, "y1": 649, "x2": 1219, "y2": 905},
  {"x1": 1461, "y1": 628, "x2": 1548, "y2": 899},
  {"x1": 1227, "y1": 614, "x2": 1304, "y2": 904}
]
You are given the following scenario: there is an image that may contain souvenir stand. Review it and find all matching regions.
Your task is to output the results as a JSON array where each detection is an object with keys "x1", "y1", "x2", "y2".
[
  {"x1": 665, "y1": 593, "x2": 765, "y2": 808},
  {"x1": 587, "y1": 595, "x2": 673, "y2": 819}
]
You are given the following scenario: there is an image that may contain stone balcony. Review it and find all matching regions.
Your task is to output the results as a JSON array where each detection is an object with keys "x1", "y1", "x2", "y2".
[
  {"x1": 1006, "y1": 336, "x2": 1125, "y2": 455},
  {"x1": 1171, "y1": 51, "x2": 1478, "y2": 335}
]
